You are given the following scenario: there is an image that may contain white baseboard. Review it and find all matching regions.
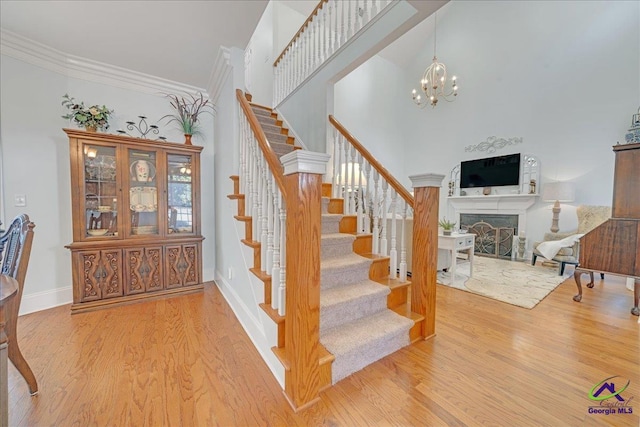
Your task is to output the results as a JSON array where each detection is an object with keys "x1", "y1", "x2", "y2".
[
  {"x1": 19, "y1": 286, "x2": 72, "y2": 316},
  {"x1": 214, "y1": 271, "x2": 284, "y2": 388}
]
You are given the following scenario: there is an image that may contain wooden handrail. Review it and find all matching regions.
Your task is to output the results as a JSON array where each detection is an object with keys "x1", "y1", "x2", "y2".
[
  {"x1": 273, "y1": 0, "x2": 328, "y2": 67},
  {"x1": 236, "y1": 89, "x2": 287, "y2": 197},
  {"x1": 329, "y1": 115, "x2": 414, "y2": 208}
]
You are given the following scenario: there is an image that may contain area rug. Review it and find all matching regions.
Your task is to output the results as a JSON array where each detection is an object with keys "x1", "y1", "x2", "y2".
[{"x1": 437, "y1": 256, "x2": 571, "y2": 309}]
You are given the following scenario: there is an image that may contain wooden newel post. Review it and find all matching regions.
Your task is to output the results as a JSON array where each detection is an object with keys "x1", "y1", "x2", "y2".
[
  {"x1": 409, "y1": 173, "x2": 445, "y2": 339},
  {"x1": 280, "y1": 150, "x2": 331, "y2": 411}
]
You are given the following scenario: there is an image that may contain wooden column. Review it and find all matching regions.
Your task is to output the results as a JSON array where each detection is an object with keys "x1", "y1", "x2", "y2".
[
  {"x1": 409, "y1": 173, "x2": 445, "y2": 339},
  {"x1": 281, "y1": 151, "x2": 330, "y2": 411}
]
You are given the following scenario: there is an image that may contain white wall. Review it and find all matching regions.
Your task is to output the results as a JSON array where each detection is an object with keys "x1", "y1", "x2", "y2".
[
  {"x1": 335, "y1": 0, "x2": 640, "y2": 254},
  {"x1": 334, "y1": 55, "x2": 407, "y2": 181},
  {"x1": 0, "y1": 51, "x2": 215, "y2": 314},
  {"x1": 245, "y1": 2, "x2": 274, "y2": 106}
]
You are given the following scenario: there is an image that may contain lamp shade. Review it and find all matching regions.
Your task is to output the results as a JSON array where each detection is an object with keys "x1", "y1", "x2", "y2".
[{"x1": 542, "y1": 181, "x2": 575, "y2": 202}]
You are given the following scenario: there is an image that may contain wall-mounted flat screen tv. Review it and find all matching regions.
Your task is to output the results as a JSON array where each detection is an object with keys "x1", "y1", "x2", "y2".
[{"x1": 460, "y1": 153, "x2": 521, "y2": 188}]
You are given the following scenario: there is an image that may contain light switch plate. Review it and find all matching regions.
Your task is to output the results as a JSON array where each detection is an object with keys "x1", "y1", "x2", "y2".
[{"x1": 14, "y1": 194, "x2": 26, "y2": 207}]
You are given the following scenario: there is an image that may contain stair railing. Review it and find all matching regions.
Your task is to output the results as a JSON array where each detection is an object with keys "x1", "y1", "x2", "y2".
[
  {"x1": 236, "y1": 89, "x2": 288, "y2": 316},
  {"x1": 329, "y1": 115, "x2": 443, "y2": 343},
  {"x1": 273, "y1": 0, "x2": 396, "y2": 106},
  {"x1": 329, "y1": 115, "x2": 414, "y2": 283}
]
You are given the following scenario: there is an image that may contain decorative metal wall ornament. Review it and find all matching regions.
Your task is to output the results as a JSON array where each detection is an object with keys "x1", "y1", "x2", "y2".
[
  {"x1": 117, "y1": 116, "x2": 166, "y2": 140},
  {"x1": 465, "y1": 136, "x2": 523, "y2": 154}
]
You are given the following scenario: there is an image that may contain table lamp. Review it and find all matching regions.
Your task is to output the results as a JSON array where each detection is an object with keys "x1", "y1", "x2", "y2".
[{"x1": 542, "y1": 181, "x2": 575, "y2": 232}]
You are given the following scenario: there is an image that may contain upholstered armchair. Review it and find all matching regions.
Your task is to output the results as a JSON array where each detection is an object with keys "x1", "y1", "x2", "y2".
[{"x1": 531, "y1": 205, "x2": 611, "y2": 275}]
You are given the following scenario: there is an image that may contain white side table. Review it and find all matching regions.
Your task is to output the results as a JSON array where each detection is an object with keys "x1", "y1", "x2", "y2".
[{"x1": 438, "y1": 233, "x2": 475, "y2": 282}]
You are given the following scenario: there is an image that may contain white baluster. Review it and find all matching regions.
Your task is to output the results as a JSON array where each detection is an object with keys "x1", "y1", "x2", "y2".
[
  {"x1": 349, "y1": 145, "x2": 356, "y2": 214},
  {"x1": 341, "y1": 136, "x2": 350, "y2": 211},
  {"x1": 356, "y1": 153, "x2": 364, "y2": 233},
  {"x1": 364, "y1": 0, "x2": 369, "y2": 26},
  {"x1": 332, "y1": 128, "x2": 342, "y2": 199},
  {"x1": 372, "y1": 170, "x2": 380, "y2": 254},
  {"x1": 278, "y1": 201, "x2": 287, "y2": 316},
  {"x1": 260, "y1": 158, "x2": 269, "y2": 271},
  {"x1": 340, "y1": 0, "x2": 346, "y2": 47},
  {"x1": 380, "y1": 180, "x2": 388, "y2": 256},
  {"x1": 251, "y1": 138, "x2": 259, "y2": 240},
  {"x1": 389, "y1": 189, "x2": 398, "y2": 279},
  {"x1": 372, "y1": 0, "x2": 378, "y2": 20},
  {"x1": 329, "y1": 1, "x2": 335, "y2": 55},
  {"x1": 320, "y1": 6, "x2": 326, "y2": 64},
  {"x1": 348, "y1": 0, "x2": 354, "y2": 39},
  {"x1": 363, "y1": 161, "x2": 372, "y2": 233},
  {"x1": 266, "y1": 172, "x2": 274, "y2": 276},
  {"x1": 271, "y1": 184, "x2": 280, "y2": 311}
]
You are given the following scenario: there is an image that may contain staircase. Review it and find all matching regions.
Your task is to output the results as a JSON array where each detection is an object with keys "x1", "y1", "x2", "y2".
[
  {"x1": 229, "y1": 93, "x2": 428, "y2": 400},
  {"x1": 318, "y1": 187, "x2": 419, "y2": 383},
  {"x1": 248, "y1": 103, "x2": 298, "y2": 158}
]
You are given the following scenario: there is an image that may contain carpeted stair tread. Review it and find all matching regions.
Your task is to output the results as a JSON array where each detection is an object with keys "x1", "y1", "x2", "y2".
[
  {"x1": 321, "y1": 233, "x2": 355, "y2": 259},
  {"x1": 255, "y1": 114, "x2": 278, "y2": 127},
  {"x1": 321, "y1": 214, "x2": 342, "y2": 234},
  {"x1": 271, "y1": 142, "x2": 296, "y2": 157},
  {"x1": 320, "y1": 280, "x2": 389, "y2": 332},
  {"x1": 251, "y1": 107, "x2": 273, "y2": 118},
  {"x1": 320, "y1": 310, "x2": 412, "y2": 383},
  {"x1": 264, "y1": 132, "x2": 290, "y2": 145},
  {"x1": 260, "y1": 122, "x2": 283, "y2": 135},
  {"x1": 321, "y1": 253, "x2": 372, "y2": 289},
  {"x1": 321, "y1": 252, "x2": 371, "y2": 271}
]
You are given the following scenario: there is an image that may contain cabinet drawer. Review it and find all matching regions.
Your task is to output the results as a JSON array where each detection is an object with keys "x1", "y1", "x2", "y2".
[{"x1": 465, "y1": 237, "x2": 474, "y2": 246}]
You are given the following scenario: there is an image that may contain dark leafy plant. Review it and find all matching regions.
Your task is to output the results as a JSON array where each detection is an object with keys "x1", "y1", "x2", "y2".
[
  {"x1": 161, "y1": 92, "x2": 214, "y2": 136},
  {"x1": 61, "y1": 94, "x2": 113, "y2": 130}
]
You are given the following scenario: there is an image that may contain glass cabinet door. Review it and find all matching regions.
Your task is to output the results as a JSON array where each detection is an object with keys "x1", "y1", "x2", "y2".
[
  {"x1": 128, "y1": 149, "x2": 159, "y2": 236},
  {"x1": 82, "y1": 143, "x2": 118, "y2": 238},
  {"x1": 167, "y1": 153, "x2": 194, "y2": 234}
]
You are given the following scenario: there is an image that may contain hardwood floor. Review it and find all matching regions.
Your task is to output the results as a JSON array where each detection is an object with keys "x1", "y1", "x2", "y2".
[{"x1": 8, "y1": 273, "x2": 639, "y2": 426}]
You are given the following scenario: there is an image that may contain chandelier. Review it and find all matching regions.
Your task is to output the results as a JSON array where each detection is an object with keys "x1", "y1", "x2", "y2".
[{"x1": 411, "y1": 12, "x2": 458, "y2": 108}]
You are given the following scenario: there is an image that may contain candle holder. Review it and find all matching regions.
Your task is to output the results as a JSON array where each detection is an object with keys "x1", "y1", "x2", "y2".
[
  {"x1": 624, "y1": 107, "x2": 640, "y2": 144},
  {"x1": 117, "y1": 116, "x2": 167, "y2": 140}
]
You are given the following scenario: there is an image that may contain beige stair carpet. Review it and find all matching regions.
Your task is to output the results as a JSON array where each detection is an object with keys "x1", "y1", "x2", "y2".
[{"x1": 319, "y1": 197, "x2": 412, "y2": 384}]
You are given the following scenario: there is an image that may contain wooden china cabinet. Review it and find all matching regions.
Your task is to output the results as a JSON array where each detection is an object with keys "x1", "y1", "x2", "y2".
[
  {"x1": 574, "y1": 142, "x2": 640, "y2": 315},
  {"x1": 64, "y1": 129, "x2": 203, "y2": 312}
]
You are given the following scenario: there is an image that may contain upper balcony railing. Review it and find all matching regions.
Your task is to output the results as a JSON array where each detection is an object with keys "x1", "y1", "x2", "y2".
[{"x1": 273, "y1": 0, "x2": 395, "y2": 106}]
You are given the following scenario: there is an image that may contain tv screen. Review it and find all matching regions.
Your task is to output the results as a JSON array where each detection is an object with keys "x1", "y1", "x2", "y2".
[{"x1": 460, "y1": 153, "x2": 521, "y2": 189}]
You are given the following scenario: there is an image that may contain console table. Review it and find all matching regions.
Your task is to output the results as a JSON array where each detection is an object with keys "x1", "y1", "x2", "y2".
[{"x1": 438, "y1": 233, "x2": 475, "y2": 281}]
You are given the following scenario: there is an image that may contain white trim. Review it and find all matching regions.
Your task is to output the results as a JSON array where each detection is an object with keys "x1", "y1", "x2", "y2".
[
  {"x1": 207, "y1": 46, "x2": 232, "y2": 106},
  {"x1": 281, "y1": 151, "x2": 331, "y2": 175},
  {"x1": 410, "y1": 173, "x2": 445, "y2": 188},
  {"x1": 19, "y1": 286, "x2": 72, "y2": 316},
  {"x1": 0, "y1": 29, "x2": 206, "y2": 96},
  {"x1": 213, "y1": 273, "x2": 285, "y2": 388}
]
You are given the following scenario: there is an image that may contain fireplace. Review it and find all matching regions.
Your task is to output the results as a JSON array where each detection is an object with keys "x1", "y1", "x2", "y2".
[
  {"x1": 460, "y1": 214, "x2": 518, "y2": 259},
  {"x1": 447, "y1": 193, "x2": 538, "y2": 259}
]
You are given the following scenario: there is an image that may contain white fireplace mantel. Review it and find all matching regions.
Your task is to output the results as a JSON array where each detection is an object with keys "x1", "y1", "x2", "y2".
[{"x1": 448, "y1": 194, "x2": 539, "y2": 235}]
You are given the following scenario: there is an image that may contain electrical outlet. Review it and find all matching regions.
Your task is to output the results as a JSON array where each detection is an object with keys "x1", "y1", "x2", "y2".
[
  {"x1": 227, "y1": 267, "x2": 234, "y2": 280},
  {"x1": 14, "y1": 194, "x2": 26, "y2": 207}
]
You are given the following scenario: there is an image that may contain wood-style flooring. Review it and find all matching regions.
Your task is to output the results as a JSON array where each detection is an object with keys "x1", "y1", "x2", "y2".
[{"x1": 8, "y1": 273, "x2": 639, "y2": 426}]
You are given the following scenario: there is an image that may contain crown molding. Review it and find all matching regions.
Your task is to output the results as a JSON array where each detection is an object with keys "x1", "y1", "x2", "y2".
[
  {"x1": 0, "y1": 28, "x2": 207, "y2": 96},
  {"x1": 207, "y1": 46, "x2": 232, "y2": 106}
]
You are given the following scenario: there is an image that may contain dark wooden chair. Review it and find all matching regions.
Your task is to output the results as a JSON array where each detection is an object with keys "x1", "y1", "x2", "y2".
[{"x1": 0, "y1": 214, "x2": 38, "y2": 395}]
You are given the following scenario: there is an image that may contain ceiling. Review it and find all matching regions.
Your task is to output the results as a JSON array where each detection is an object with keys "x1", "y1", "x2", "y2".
[{"x1": 0, "y1": 0, "x2": 269, "y2": 89}]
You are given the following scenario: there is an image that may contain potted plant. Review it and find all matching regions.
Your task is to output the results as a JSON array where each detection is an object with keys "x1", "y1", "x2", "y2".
[
  {"x1": 439, "y1": 218, "x2": 456, "y2": 235},
  {"x1": 161, "y1": 92, "x2": 214, "y2": 145},
  {"x1": 61, "y1": 94, "x2": 113, "y2": 132}
]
